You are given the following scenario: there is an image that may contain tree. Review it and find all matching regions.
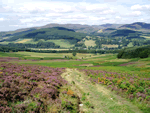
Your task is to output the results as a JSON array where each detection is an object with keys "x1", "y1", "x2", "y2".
[
  {"x1": 72, "y1": 52, "x2": 77, "y2": 56},
  {"x1": 117, "y1": 50, "x2": 124, "y2": 58},
  {"x1": 139, "y1": 49, "x2": 149, "y2": 58}
]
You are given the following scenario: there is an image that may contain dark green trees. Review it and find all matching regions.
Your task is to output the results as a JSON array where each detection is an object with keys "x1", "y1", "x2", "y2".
[{"x1": 72, "y1": 52, "x2": 77, "y2": 56}]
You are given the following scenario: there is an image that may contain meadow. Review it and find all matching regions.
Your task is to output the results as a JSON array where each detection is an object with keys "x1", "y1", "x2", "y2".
[
  {"x1": 84, "y1": 40, "x2": 96, "y2": 47},
  {"x1": 0, "y1": 51, "x2": 150, "y2": 112},
  {"x1": 102, "y1": 44, "x2": 119, "y2": 48}
]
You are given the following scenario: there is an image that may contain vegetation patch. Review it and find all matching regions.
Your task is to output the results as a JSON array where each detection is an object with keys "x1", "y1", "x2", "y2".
[
  {"x1": 84, "y1": 40, "x2": 96, "y2": 47},
  {"x1": 78, "y1": 68, "x2": 150, "y2": 112},
  {"x1": 0, "y1": 63, "x2": 81, "y2": 112},
  {"x1": 16, "y1": 39, "x2": 32, "y2": 43},
  {"x1": 102, "y1": 44, "x2": 118, "y2": 48}
]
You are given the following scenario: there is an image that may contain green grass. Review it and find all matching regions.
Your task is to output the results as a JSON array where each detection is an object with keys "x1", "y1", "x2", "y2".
[
  {"x1": 0, "y1": 41, "x2": 11, "y2": 44},
  {"x1": 0, "y1": 52, "x2": 66, "y2": 60},
  {"x1": 0, "y1": 52, "x2": 28, "y2": 58},
  {"x1": 1, "y1": 51, "x2": 150, "y2": 77},
  {"x1": 127, "y1": 42, "x2": 134, "y2": 47},
  {"x1": 46, "y1": 39, "x2": 75, "y2": 48}
]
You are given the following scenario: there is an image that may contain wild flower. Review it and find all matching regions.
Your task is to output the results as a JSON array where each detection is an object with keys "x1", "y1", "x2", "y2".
[{"x1": 67, "y1": 90, "x2": 74, "y2": 96}]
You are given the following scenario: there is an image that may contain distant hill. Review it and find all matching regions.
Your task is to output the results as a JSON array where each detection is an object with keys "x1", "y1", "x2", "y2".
[
  {"x1": 119, "y1": 22, "x2": 150, "y2": 30},
  {"x1": 3, "y1": 27, "x2": 86, "y2": 44},
  {"x1": 2, "y1": 23, "x2": 122, "y2": 36},
  {"x1": 110, "y1": 29, "x2": 140, "y2": 37},
  {"x1": 1, "y1": 22, "x2": 150, "y2": 43},
  {"x1": 92, "y1": 24, "x2": 122, "y2": 29}
]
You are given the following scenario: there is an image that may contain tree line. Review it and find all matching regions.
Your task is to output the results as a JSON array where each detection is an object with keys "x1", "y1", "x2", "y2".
[{"x1": 117, "y1": 45, "x2": 150, "y2": 59}]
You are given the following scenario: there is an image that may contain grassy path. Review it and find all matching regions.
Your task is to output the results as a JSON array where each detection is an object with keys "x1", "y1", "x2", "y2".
[{"x1": 61, "y1": 68, "x2": 142, "y2": 113}]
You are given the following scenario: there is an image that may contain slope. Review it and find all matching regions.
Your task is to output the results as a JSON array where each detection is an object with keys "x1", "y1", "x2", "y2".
[
  {"x1": 2, "y1": 27, "x2": 87, "y2": 45},
  {"x1": 61, "y1": 68, "x2": 142, "y2": 113}
]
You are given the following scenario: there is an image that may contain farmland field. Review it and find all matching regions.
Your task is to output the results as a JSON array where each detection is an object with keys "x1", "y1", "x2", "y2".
[
  {"x1": 0, "y1": 52, "x2": 150, "y2": 113},
  {"x1": 102, "y1": 44, "x2": 118, "y2": 48},
  {"x1": 28, "y1": 48, "x2": 71, "y2": 51},
  {"x1": 84, "y1": 40, "x2": 96, "y2": 47},
  {"x1": 16, "y1": 39, "x2": 32, "y2": 43},
  {"x1": 142, "y1": 36, "x2": 150, "y2": 39},
  {"x1": 46, "y1": 39, "x2": 75, "y2": 48}
]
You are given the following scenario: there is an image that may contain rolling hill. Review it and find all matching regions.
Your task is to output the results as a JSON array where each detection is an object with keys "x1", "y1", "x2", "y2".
[
  {"x1": 0, "y1": 27, "x2": 87, "y2": 48},
  {"x1": 0, "y1": 22, "x2": 150, "y2": 50},
  {"x1": 119, "y1": 22, "x2": 150, "y2": 30}
]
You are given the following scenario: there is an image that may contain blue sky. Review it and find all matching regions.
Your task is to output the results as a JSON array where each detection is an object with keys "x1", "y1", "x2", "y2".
[{"x1": 0, "y1": 0, "x2": 150, "y2": 31}]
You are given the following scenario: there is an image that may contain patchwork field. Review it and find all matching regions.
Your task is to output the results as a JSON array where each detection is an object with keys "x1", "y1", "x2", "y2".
[
  {"x1": 142, "y1": 36, "x2": 150, "y2": 39},
  {"x1": 15, "y1": 39, "x2": 32, "y2": 43},
  {"x1": 46, "y1": 39, "x2": 75, "y2": 48},
  {"x1": 28, "y1": 48, "x2": 71, "y2": 51},
  {"x1": 127, "y1": 42, "x2": 134, "y2": 47},
  {"x1": 84, "y1": 40, "x2": 96, "y2": 47},
  {"x1": 102, "y1": 44, "x2": 118, "y2": 48}
]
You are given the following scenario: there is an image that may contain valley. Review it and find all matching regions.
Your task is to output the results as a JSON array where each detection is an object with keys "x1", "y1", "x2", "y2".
[{"x1": 0, "y1": 22, "x2": 150, "y2": 113}]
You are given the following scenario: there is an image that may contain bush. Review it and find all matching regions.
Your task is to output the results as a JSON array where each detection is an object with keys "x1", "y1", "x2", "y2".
[
  {"x1": 139, "y1": 49, "x2": 149, "y2": 58},
  {"x1": 72, "y1": 52, "x2": 77, "y2": 56},
  {"x1": 117, "y1": 50, "x2": 124, "y2": 58}
]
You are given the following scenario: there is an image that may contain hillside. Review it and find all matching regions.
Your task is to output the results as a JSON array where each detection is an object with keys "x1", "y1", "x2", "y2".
[
  {"x1": 119, "y1": 22, "x2": 150, "y2": 30},
  {"x1": 110, "y1": 29, "x2": 141, "y2": 37},
  {"x1": 2, "y1": 27, "x2": 86, "y2": 43},
  {"x1": 0, "y1": 22, "x2": 150, "y2": 50}
]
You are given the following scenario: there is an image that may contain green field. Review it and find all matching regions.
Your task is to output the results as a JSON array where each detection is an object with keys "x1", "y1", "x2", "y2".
[
  {"x1": 2, "y1": 52, "x2": 149, "y2": 75},
  {"x1": 46, "y1": 39, "x2": 75, "y2": 48},
  {"x1": 84, "y1": 40, "x2": 96, "y2": 47},
  {"x1": 127, "y1": 42, "x2": 134, "y2": 47}
]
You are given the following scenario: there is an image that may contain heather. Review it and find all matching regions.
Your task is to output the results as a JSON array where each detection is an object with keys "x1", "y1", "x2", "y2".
[
  {"x1": 0, "y1": 63, "x2": 80, "y2": 113},
  {"x1": 78, "y1": 69, "x2": 150, "y2": 112}
]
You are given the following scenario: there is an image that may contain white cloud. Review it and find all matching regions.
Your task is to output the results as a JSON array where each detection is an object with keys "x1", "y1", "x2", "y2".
[
  {"x1": 0, "y1": 18, "x2": 5, "y2": 21},
  {"x1": 20, "y1": 17, "x2": 50, "y2": 23},
  {"x1": 131, "y1": 4, "x2": 150, "y2": 10},
  {"x1": 122, "y1": 11, "x2": 142, "y2": 17},
  {"x1": 115, "y1": 16, "x2": 121, "y2": 19},
  {"x1": 0, "y1": 0, "x2": 150, "y2": 31}
]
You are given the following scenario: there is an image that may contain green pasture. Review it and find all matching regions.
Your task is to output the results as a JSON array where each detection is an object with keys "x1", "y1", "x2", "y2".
[
  {"x1": 4, "y1": 52, "x2": 147, "y2": 77},
  {"x1": 46, "y1": 39, "x2": 75, "y2": 48},
  {"x1": 0, "y1": 51, "x2": 150, "y2": 77}
]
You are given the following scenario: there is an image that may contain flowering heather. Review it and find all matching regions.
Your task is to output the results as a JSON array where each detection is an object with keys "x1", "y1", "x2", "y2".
[
  {"x1": 78, "y1": 69, "x2": 150, "y2": 109},
  {"x1": 0, "y1": 63, "x2": 70, "y2": 113}
]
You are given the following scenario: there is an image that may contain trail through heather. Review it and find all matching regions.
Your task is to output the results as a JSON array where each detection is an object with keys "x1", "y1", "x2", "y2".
[{"x1": 61, "y1": 68, "x2": 142, "y2": 113}]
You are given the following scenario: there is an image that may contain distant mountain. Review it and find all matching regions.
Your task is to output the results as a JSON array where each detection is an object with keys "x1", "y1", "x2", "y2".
[
  {"x1": 3, "y1": 27, "x2": 86, "y2": 44},
  {"x1": 40, "y1": 23, "x2": 99, "y2": 34},
  {"x1": 40, "y1": 23, "x2": 90, "y2": 30},
  {"x1": 92, "y1": 24, "x2": 122, "y2": 29},
  {"x1": 110, "y1": 29, "x2": 139, "y2": 37},
  {"x1": 1, "y1": 22, "x2": 150, "y2": 41},
  {"x1": 119, "y1": 22, "x2": 150, "y2": 30}
]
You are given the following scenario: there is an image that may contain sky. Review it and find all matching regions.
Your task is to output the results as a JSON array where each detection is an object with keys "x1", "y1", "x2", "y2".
[{"x1": 0, "y1": 0, "x2": 150, "y2": 31}]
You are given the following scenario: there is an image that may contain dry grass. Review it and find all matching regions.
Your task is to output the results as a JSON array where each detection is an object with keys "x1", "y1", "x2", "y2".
[
  {"x1": 97, "y1": 29, "x2": 103, "y2": 33},
  {"x1": 16, "y1": 39, "x2": 32, "y2": 43},
  {"x1": 108, "y1": 58, "x2": 130, "y2": 62},
  {"x1": 61, "y1": 68, "x2": 142, "y2": 113},
  {"x1": 2, "y1": 37, "x2": 9, "y2": 39},
  {"x1": 85, "y1": 40, "x2": 96, "y2": 47},
  {"x1": 102, "y1": 44, "x2": 118, "y2": 48},
  {"x1": 143, "y1": 36, "x2": 150, "y2": 39},
  {"x1": 29, "y1": 48, "x2": 71, "y2": 51}
]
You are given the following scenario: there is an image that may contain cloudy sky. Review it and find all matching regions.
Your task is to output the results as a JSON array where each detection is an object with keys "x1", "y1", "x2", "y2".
[{"x1": 0, "y1": 0, "x2": 150, "y2": 31}]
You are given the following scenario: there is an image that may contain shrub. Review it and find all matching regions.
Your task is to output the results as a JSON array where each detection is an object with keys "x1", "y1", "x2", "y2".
[
  {"x1": 138, "y1": 86, "x2": 145, "y2": 93},
  {"x1": 139, "y1": 49, "x2": 149, "y2": 58},
  {"x1": 117, "y1": 50, "x2": 124, "y2": 58},
  {"x1": 72, "y1": 52, "x2": 77, "y2": 56},
  {"x1": 120, "y1": 84, "x2": 127, "y2": 89}
]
